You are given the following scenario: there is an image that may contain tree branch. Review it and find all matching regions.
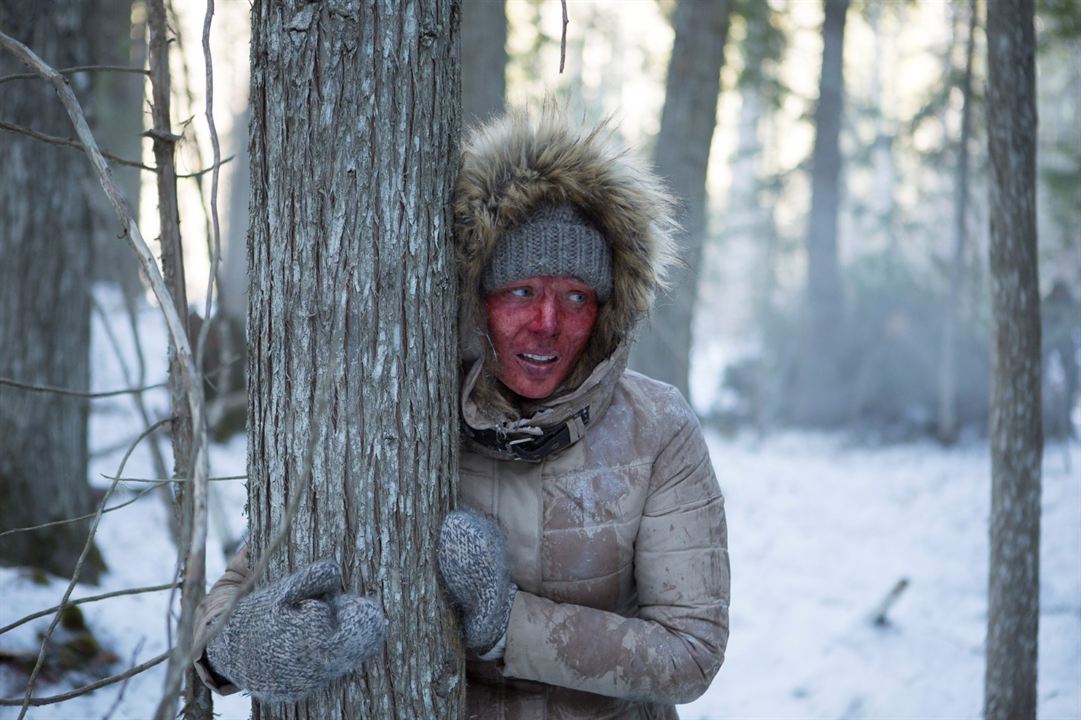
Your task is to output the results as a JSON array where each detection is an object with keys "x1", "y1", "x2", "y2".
[
  {"x1": 0, "y1": 375, "x2": 167, "y2": 398},
  {"x1": 0, "y1": 651, "x2": 169, "y2": 706},
  {"x1": 99, "y1": 474, "x2": 246, "y2": 484},
  {"x1": 0, "y1": 485, "x2": 159, "y2": 539},
  {"x1": 0, "y1": 418, "x2": 172, "y2": 541},
  {"x1": 0, "y1": 121, "x2": 233, "y2": 177},
  {"x1": 0, "y1": 26, "x2": 210, "y2": 720},
  {"x1": 0, "y1": 63, "x2": 149, "y2": 85},
  {"x1": 9, "y1": 414, "x2": 173, "y2": 719},
  {"x1": 0, "y1": 120, "x2": 152, "y2": 170},
  {"x1": 0, "y1": 583, "x2": 180, "y2": 636},
  {"x1": 89, "y1": 295, "x2": 171, "y2": 484},
  {"x1": 0, "y1": 120, "x2": 232, "y2": 176},
  {"x1": 560, "y1": 0, "x2": 569, "y2": 73}
]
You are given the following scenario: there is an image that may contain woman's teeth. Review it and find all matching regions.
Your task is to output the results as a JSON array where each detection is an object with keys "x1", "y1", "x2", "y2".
[{"x1": 521, "y1": 353, "x2": 557, "y2": 363}]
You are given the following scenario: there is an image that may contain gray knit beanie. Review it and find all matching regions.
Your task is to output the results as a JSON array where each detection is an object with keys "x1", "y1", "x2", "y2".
[{"x1": 481, "y1": 203, "x2": 613, "y2": 302}]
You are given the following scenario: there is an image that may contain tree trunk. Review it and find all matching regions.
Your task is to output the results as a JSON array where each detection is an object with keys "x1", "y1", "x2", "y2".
[
  {"x1": 792, "y1": 0, "x2": 849, "y2": 426},
  {"x1": 937, "y1": 0, "x2": 978, "y2": 444},
  {"x1": 88, "y1": 0, "x2": 146, "y2": 301},
  {"x1": 247, "y1": 1, "x2": 463, "y2": 718},
  {"x1": 461, "y1": 0, "x2": 505, "y2": 123},
  {"x1": 0, "y1": 0, "x2": 105, "y2": 583},
  {"x1": 984, "y1": 0, "x2": 1042, "y2": 717},
  {"x1": 629, "y1": 0, "x2": 731, "y2": 400}
]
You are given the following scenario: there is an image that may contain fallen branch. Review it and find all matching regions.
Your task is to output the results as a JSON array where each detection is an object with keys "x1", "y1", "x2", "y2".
[{"x1": 870, "y1": 577, "x2": 910, "y2": 627}]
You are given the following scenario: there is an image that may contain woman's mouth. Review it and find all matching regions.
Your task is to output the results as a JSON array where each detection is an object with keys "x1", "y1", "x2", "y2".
[{"x1": 519, "y1": 352, "x2": 558, "y2": 365}]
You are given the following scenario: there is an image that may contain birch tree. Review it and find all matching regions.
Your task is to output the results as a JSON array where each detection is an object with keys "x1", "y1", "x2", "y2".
[
  {"x1": 0, "y1": 0, "x2": 105, "y2": 583},
  {"x1": 630, "y1": 0, "x2": 731, "y2": 400},
  {"x1": 245, "y1": 1, "x2": 463, "y2": 717},
  {"x1": 984, "y1": 0, "x2": 1042, "y2": 716}
]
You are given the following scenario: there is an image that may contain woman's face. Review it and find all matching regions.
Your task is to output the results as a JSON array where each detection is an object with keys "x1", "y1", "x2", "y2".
[{"x1": 484, "y1": 275, "x2": 599, "y2": 399}]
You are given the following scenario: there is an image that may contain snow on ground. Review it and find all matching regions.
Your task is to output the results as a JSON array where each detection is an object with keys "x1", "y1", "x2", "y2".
[
  {"x1": 1, "y1": 290, "x2": 1079, "y2": 719},
  {"x1": 680, "y1": 432, "x2": 1081, "y2": 720}
]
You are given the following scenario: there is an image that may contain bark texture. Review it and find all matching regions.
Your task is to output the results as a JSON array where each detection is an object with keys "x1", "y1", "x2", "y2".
[
  {"x1": 461, "y1": 0, "x2": 505, "y2": 123},
  {"x1": 792, "y1": 0, "x2": 849, "y2": 425},
  {"x1": 0, "y1": 0, "x2": 104, "y2": 582},
  {"x1": 630, "y1": 0, "x2": 730, "y2": 400},
  {"x1": 984, "y1": 0, "x2": 1042, "y2": 716},
  {"x1": 247, "y1": 1, "x2": 463, "y2": 717}
]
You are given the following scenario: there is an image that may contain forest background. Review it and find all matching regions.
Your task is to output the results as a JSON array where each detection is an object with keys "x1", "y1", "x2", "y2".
[{"x1": 0, "y1": 0, "x2": 1078, "y2": 718}]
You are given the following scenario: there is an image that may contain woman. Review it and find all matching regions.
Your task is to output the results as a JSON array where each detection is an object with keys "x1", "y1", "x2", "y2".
[{"x1": 193, "y1": 107, "x2": 729, "y2": 719}]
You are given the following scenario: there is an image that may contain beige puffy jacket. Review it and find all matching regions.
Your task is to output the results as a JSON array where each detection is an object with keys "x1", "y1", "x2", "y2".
[{"x1": 456, "y1": 343, "x2": 728, "y2": 719}]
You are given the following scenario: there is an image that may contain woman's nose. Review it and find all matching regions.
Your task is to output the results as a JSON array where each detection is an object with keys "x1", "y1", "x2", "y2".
[{"x1": 530, "y1": 296, "x2": 559, "y2": 335}]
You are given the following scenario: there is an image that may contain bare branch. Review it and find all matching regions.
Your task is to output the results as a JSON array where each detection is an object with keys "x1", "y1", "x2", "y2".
[
  {"x1": 0, "y1": 31, "x2": 205, "y2": 428},
  {"x1": 166, "y1": 1, "x2": 227, "y2": 305},
  {"x1": 0, "y1": 122, "x2": 231, "y2": 177},
  {"x1": 100, "y1": 474, "x2": 246, "y2": 484},
  {"x1": 0, "y1": 25, "x2": 209, "y2": 719},
  {"x1": 89, "y1": 296, "x2": 170, "y2": 483},
  {"x1": 0, "y1": 418, "x2": 171, "y2": 540},
  {"x1": 0, "y1": 63, "x2": 149, "y2": 85},
  {"x1": 102, "y1": 638, "x2": 146, "y2": 720},
  {"x1": 0, "y1": 485, "x2": 160, "y2": 539},
  {"x1": 8, "y1": 414, "x2": 172, "y2": 718},
  {"x1": 145, "y1": 0, "x2": 212, "y2": 715},
  {"x1": 560, "y1": 0, "x2": 569, "y2": 73},
  {"x1": 0, "y1": 583, "x2": 180, "y2": 636},
  {"x1": 0, "y1": 651, "x2": 169, "y2": 707},
  {"x1": 0, "y1": 375, "x2": 166, "y2": 398},
  {"x1": 0, "y1": 120, "x2": 152, "y2": 170}
]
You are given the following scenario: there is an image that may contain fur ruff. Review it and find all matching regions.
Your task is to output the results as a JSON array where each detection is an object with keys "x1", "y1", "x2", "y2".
[{"x1": 455, "y1": 103, "x2": 679, "y2": 418}]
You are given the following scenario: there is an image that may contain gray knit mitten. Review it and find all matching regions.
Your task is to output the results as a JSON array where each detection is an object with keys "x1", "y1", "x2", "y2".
[
  {"x1": 438, "y1": 510, "x2": 518, "y2": 653},
  {"x1": 206, "y1": 561, "x2": 386, "y2": 703}
]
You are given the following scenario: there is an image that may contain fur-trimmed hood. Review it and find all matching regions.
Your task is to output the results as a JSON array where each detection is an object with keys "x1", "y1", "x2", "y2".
[{"x1": 454, "y1": 104, "x2": 678, "y2": 452}]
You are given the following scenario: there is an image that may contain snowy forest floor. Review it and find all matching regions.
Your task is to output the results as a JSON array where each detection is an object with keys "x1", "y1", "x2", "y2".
[{"x1": 1, "y1": 290, "x2": 1078, "y2": 719}]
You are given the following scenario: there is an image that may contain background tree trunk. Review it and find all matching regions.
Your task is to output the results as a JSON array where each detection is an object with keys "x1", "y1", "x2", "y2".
[
  {"x1": 0, "y1": 0, "x2": 105, "y2": 583},
  {"x1": 246, "y1": 1, "x2": 463, "y2": 718},
  {"x1": 88, "y1": 0, "x2": 146, "y2": 301},
  {"x1": 461, "y1": 0, "x2": 505, "y2": 123},
  {"x1": 984, "y1": 0, "x2": 1042, "y2": 716},
  {"x1": 937, "y1": 0, "x2": 978, "y2": 444},
  {"x1": 792, "y1": 0, "x2": 849, "y2": 426},
  {"x1": 630, "y1": 0, "x2": 731, "y2": 401}
]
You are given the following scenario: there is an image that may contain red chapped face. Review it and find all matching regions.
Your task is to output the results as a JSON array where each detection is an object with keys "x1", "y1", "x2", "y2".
[{"x1": 484, "y1": 275, "x2": 600, "y2": 400}]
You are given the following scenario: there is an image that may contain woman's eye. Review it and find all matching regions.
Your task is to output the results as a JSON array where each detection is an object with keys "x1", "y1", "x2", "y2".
[
  {"x1": 568, "y1": 291, "x2": 586, "y2": 304},
  {"x1": 509, "y1": 287, "x2": 532, "y2": 298}
]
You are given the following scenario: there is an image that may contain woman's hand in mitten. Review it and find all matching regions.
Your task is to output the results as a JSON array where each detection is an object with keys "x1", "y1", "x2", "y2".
[
  {"x1": 206, "y1": 560, "x2": 386, "y2": 703},
  {"x1": 438, "y1": 509, "x2": 518, "y2": 656}
]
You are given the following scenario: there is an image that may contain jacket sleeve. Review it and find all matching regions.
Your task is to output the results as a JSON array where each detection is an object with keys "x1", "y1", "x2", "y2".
[
  {"x1": 501, "y1": 396, "x2": 730, "y2": 704},
  {"x1": 192, "y1": 544, "x2": 252, "y2": 695}
]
